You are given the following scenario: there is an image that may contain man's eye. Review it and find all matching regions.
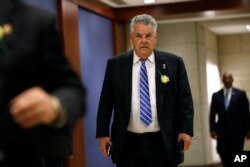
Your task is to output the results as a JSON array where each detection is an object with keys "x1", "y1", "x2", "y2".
[{"x1": 146, "y1": 34, "x2": 153, "y2": 39}]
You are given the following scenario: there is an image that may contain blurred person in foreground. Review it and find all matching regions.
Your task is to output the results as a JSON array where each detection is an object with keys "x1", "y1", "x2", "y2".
[
  {"x1": 0, "y1": 0, "x2": 86, "y2": 167},
  {"x1": 96, "y1": 14, "x2": 194, "y2": 167},
  {"x1": 209, "y1": 72, "x2": 250, "y2": 167}
]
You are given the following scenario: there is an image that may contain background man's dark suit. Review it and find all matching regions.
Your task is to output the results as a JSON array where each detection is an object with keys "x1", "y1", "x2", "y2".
[
  {"x1": 0, "y1": 0, "x2": 85, "y2": 166},
  {"x1": 96, "y1": 49, "x2": 194, "y2": 167},
  {"x1": 210, "y1": 87, "x2": 250, "y2": 166}
]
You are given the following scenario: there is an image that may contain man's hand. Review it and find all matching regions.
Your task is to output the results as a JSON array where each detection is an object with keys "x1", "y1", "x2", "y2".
[
  {"x1": 98, "y1": 137, "x2": 112, "y2": 157},
  {"x1": 178, "y1": 133, "x2": 192, "y2": 151},
  {"x1": 10, "y1": 86, "x2": 60, "y2": 129}
]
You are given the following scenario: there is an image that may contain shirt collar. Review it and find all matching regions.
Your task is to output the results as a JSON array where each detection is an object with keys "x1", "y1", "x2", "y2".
[
  {"x1": 224, "y1": 87, "x2": 232, "y2": 93},
  {"x1": 133, "y1": 51, "x2": 155, "y2": 65}
]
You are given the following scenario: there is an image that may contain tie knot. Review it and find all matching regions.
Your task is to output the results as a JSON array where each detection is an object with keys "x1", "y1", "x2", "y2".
[{"x1": 140, "y1": 59, "x2": 147, "y2": 65}]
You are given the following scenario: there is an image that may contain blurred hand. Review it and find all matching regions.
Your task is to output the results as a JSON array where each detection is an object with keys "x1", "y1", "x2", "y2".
[
  {"x1": 210, "y1": 131, "x2": 217, "y2": 139},
  {"x1": 10, "y1": 86, "x2": 60, "y2": 129},
  {"x1": 178, "y1": 133, "x2": 192, "y2": 151},
  {"x1": 98, "y1": 137, "x2": 112, "y2": 157}
]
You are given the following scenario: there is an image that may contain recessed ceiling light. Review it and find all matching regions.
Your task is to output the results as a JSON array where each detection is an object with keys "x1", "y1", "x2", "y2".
[
  {"x1": 203, "y1": 11, "x2": 216, "y2": 17},
  {"x1": 144, "y1": 0, "x2": 155, "y2": 4},
  {"x1": 246, "y1": 25, "x2": 250, "y2": 31}
]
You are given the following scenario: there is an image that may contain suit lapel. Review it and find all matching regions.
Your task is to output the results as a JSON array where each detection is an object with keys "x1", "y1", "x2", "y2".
[
  {"x1": 122, "y1": 51, "x2": 133, "y2": 114},
  {"x1": 155, "y1": 51, "x2": 169, "y2": 115},
  {"x1": 123, "y1": 50, "x2": 171, "y2": 116}
]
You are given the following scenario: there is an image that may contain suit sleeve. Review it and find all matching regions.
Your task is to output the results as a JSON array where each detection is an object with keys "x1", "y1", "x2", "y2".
[
  {"x1": 177, "y1": 57, "x2": 194, "y2": 136},
  {"x1": 38, "y1": 13, "x2": 86, "y2": 129},
  {"x1": 96, "y1": 59, "x2": 114, "y2": 138},
  {"x1": 241, "y1": 91, "x2": 250, "y2": 131},
  {"x1": 209, "y1": 93, "x2": 217, "y2": 132}
]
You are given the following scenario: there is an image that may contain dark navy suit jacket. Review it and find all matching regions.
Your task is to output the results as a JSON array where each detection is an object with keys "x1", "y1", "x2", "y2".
[
  {"x1": 96, "y1": 50, "x2": 194, "y2": 166},
  {"x1": 210, "y1": 87, "x2": 250, "y2": 153}
]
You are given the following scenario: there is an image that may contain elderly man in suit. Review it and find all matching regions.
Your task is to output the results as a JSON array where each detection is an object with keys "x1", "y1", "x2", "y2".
[
  {"x1": 96, "y1": 14, "x2": 194, "y2": 167},
  {"x1": 209, "y1": 72, "x2": 250, "y2": 167},
  {"x1": 0, "y1": 0, "x2": 86, "y2": 167}
]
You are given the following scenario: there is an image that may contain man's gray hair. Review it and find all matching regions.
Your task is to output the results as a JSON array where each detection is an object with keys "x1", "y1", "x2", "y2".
[{"x1": 130, "y1": 14, "x2": 157, "y2": 33}]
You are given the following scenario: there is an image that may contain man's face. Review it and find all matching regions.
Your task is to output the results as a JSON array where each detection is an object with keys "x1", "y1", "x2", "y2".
[
  {"x1": 222, "y1": 73, "x2": 233, "y2": 88},
  {"x1": 130, "y1": 23, "x2": 157, "y2": 59}
]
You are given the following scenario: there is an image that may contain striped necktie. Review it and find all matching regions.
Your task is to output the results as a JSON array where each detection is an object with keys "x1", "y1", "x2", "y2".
[
  {"x1": 224, "y1": 89, "x2": 230, "y2": 110},
  {"x1": 139, "y1": 59, "x2": 152, "y2": 126}
]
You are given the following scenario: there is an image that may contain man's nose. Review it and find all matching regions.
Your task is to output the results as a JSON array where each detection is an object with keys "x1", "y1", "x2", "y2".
[{"x1": 141, "y1": 36, "x2": 147, "y2": 42}]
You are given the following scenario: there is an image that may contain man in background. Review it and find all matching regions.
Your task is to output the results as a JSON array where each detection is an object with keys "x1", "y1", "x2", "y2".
[
  {"x1": 209, "y1": 72, "x2": 250, "y2": 167},
  {"x1": 0, "y1": 0, "x2": 86, "y2": 167},
  {"x1": 96, "y1": 14, "x2": 194, "y2": 167}
]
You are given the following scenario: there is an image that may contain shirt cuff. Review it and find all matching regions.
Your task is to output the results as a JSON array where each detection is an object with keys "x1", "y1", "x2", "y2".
[{"x1": 50, "y1": 96, "x2": 67, "y2": 128}]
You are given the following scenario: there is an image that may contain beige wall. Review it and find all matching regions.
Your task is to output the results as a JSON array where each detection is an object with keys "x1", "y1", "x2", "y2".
[
  {"x1": 156, "y1": 22, "x2": 205, "y2": 166},
  {"x1": 197, "y1": 25, "x2": 221, "y2": 165},
  {"x1": 156, "y1": 22, "x2": 222, "y2": 166}
]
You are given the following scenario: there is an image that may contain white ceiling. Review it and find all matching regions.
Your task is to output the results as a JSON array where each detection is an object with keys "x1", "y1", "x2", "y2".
[
  {"x1": 202, "y1": 17, "x2": 250, "y2": 35},
  {"x1": 99, "y1": 0, "x2": 250, "y2": 35},
  {"x1": 100, "y1": 0, "x2": 198, "y2": 8},
  {"x1": 158, "y1": 13, "x2": 250, "y2": 35}
]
